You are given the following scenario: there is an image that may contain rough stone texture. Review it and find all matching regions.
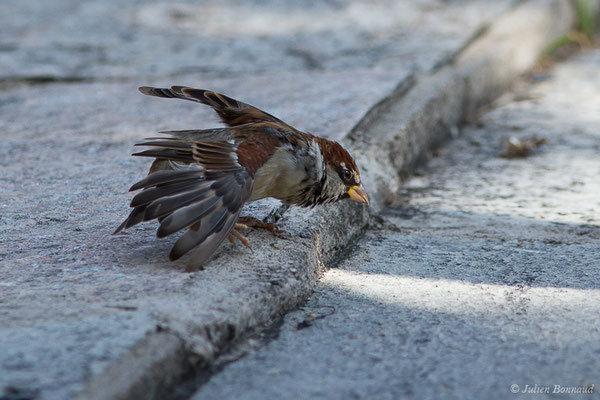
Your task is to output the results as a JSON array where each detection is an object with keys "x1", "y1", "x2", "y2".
[
  {"x1": 0, "y1": 313, "x2": 157, "y2": 400},
  {"x1": 192, "y1": 50, "x2": 600, "y2": 400},
  {"x1": 349, "y1": 0, "x2": 575, "y2": 211},
  {"x1": 76, "y1": 332, "x2": 190, "y2": 400},
  {"x1": 0, "y1": 0, "x2": 585, "y2": 399},
  {"x1": 0, "y1": 0, "x2": 513, "y2": 80}
]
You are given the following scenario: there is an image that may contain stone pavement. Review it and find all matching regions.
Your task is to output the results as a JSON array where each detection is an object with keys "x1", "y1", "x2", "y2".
[
  {"x1": 193, "y1": 49, "x2": 600, "y2": 400},
  {"x1": 1, "y1": 0, "x2": 511, "y2": 80},
  {"x1": 0, "y1": 0, "x2": 587, "y2": 399}
]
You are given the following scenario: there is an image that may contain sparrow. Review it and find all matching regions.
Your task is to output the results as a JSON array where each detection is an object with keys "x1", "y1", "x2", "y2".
[{"x1": 115, "y1": 86, "x2": 369, "y2": 267}]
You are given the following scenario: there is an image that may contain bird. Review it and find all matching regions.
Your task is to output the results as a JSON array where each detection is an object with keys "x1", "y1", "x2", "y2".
[{"x1": 115, "y1": 86, "x2": 369, "y2": 269}]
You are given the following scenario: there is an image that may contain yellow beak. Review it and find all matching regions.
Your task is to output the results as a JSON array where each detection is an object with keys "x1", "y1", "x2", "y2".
[{"x1": 347, "y1": 185, "x2": 369, "y2": 205}]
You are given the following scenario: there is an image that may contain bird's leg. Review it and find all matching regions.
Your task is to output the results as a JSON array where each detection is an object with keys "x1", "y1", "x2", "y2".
[
  {"x1": 227, "y1": 223, "x2": 250, "y2": 248},
  {"x1": 227, "y1": 217, "x2": 287, "y2": 248},
  {"x1": 237, "y1": 216, "x2": 286, "y2": 234}
]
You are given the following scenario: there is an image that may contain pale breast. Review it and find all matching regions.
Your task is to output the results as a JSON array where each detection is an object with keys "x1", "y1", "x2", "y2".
[{"x1": 249, "y1": 140, "x2": 323, "y2": 204}]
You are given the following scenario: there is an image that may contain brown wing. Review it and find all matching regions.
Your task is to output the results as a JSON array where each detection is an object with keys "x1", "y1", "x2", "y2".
[
  {"x1": 115, "y1": 137, "x2": 253, "y2": 264},
  {"x1": 139, "y1": 86, "x2": 295, "y2": 129}
]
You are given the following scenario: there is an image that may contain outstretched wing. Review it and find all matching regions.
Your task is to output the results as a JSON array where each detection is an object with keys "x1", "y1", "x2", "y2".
[
  {"x1": 115, "y1": 137, "x2": 253, "y2": 264},
  {"x1": 139, "y1": 86, "x2": 295, "y2": 129}
]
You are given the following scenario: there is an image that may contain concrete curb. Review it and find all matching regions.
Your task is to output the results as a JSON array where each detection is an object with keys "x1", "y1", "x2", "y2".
[
  {"x1": 75, "y1": 1, "x2": 581, "y2": 398},
  {"x1": 76, "y1": 332, "x2": 190, "y2": 400}
]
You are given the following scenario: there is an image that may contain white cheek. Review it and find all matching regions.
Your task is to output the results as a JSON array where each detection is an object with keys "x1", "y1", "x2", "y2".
[
  {"x1": 309, "y1": 140, "x2": 324, "y2": 181},
  {"x1": 325, "y1": 165, "x2": 345, "y2": 192}
]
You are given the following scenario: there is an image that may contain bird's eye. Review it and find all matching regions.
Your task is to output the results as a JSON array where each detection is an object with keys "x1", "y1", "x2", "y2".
[{"x1": 342, "y1": 169, "x2": 352, "y2": 180}]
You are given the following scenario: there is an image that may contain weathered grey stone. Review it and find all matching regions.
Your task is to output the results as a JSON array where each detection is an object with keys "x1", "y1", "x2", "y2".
[
  {"x1": 0, "y1": 0, "x2": 588, "y2": 398},
  {"x1": 76, "y1": 332, "x2": 189, "y2": 400},
  {"x1": 0, "y1": 312, "x2": 159, "y2": 399},
  {"x1": 192, "y1": 49, "x2": 600, "y2": 400},
  {"x1": 0, "y1": 0, "x2": 514, "y2": 80},
  {"x1": 348, "y1": 0, "x2": 575, "y2": 212}
]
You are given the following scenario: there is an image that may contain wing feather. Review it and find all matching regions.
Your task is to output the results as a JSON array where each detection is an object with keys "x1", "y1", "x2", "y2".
[
  {"x1": 156, "y1": 197, "x2": 221, "y2": 238},
  {"x1": 130, "y1": 180, "x2": 205, "y2": 208},
  {"x1": 131, "y1": 148, "x2": 194, "y2": 163},
  {"x1": 144, "y1": 184, "x2": 212, "y2": 221},
  {"x1": 129, "y1": 170, "x2": 203, "y2": 191},
  {"x1": 177, "y1": 209, "x2": 243, "y2": 267},
  {"x1": 116, "y1": 134, "x2": 254, "y2": 264},
  {"x1": 139, "y1": 86, "x2": 294, "y2": 129}
]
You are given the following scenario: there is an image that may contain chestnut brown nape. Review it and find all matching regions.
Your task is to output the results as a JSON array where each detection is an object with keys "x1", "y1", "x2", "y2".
[{"x1": 316, "y1": 137, "x2": 359, "y2": 174}]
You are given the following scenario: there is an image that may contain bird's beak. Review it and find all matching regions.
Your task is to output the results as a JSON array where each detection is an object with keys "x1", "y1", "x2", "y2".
[{"x1": 347, "y1": 185, "x2": 369, "y2": 205}]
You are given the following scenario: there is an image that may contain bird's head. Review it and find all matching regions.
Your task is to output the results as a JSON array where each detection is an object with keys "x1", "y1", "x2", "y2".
[{"x1": 317, "y1": 138, "x2": 369, "y2": 206}]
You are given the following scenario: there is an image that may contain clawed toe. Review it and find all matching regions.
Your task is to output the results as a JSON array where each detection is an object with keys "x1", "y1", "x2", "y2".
[
  {"x1": 237, "y1": 216, "x2": 286, "y2": 235},
  {"x1": 228, "y1": 226, "x2": 251, "y2": 248},
  {"x1": 227, "y1": 217, "x2": 288, "y2": 250}
]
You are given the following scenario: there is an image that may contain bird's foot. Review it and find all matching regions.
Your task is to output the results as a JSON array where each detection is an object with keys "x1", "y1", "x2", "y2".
[
  {"x1": 227, "y1": 223, "x2": 251, "y2": 248},
  {"x1": 227, "y1": 217, "x2": 287, "y2": 248},
  {"x1": 237, "y1": 216, "x2": 286, "y2": 235}
]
